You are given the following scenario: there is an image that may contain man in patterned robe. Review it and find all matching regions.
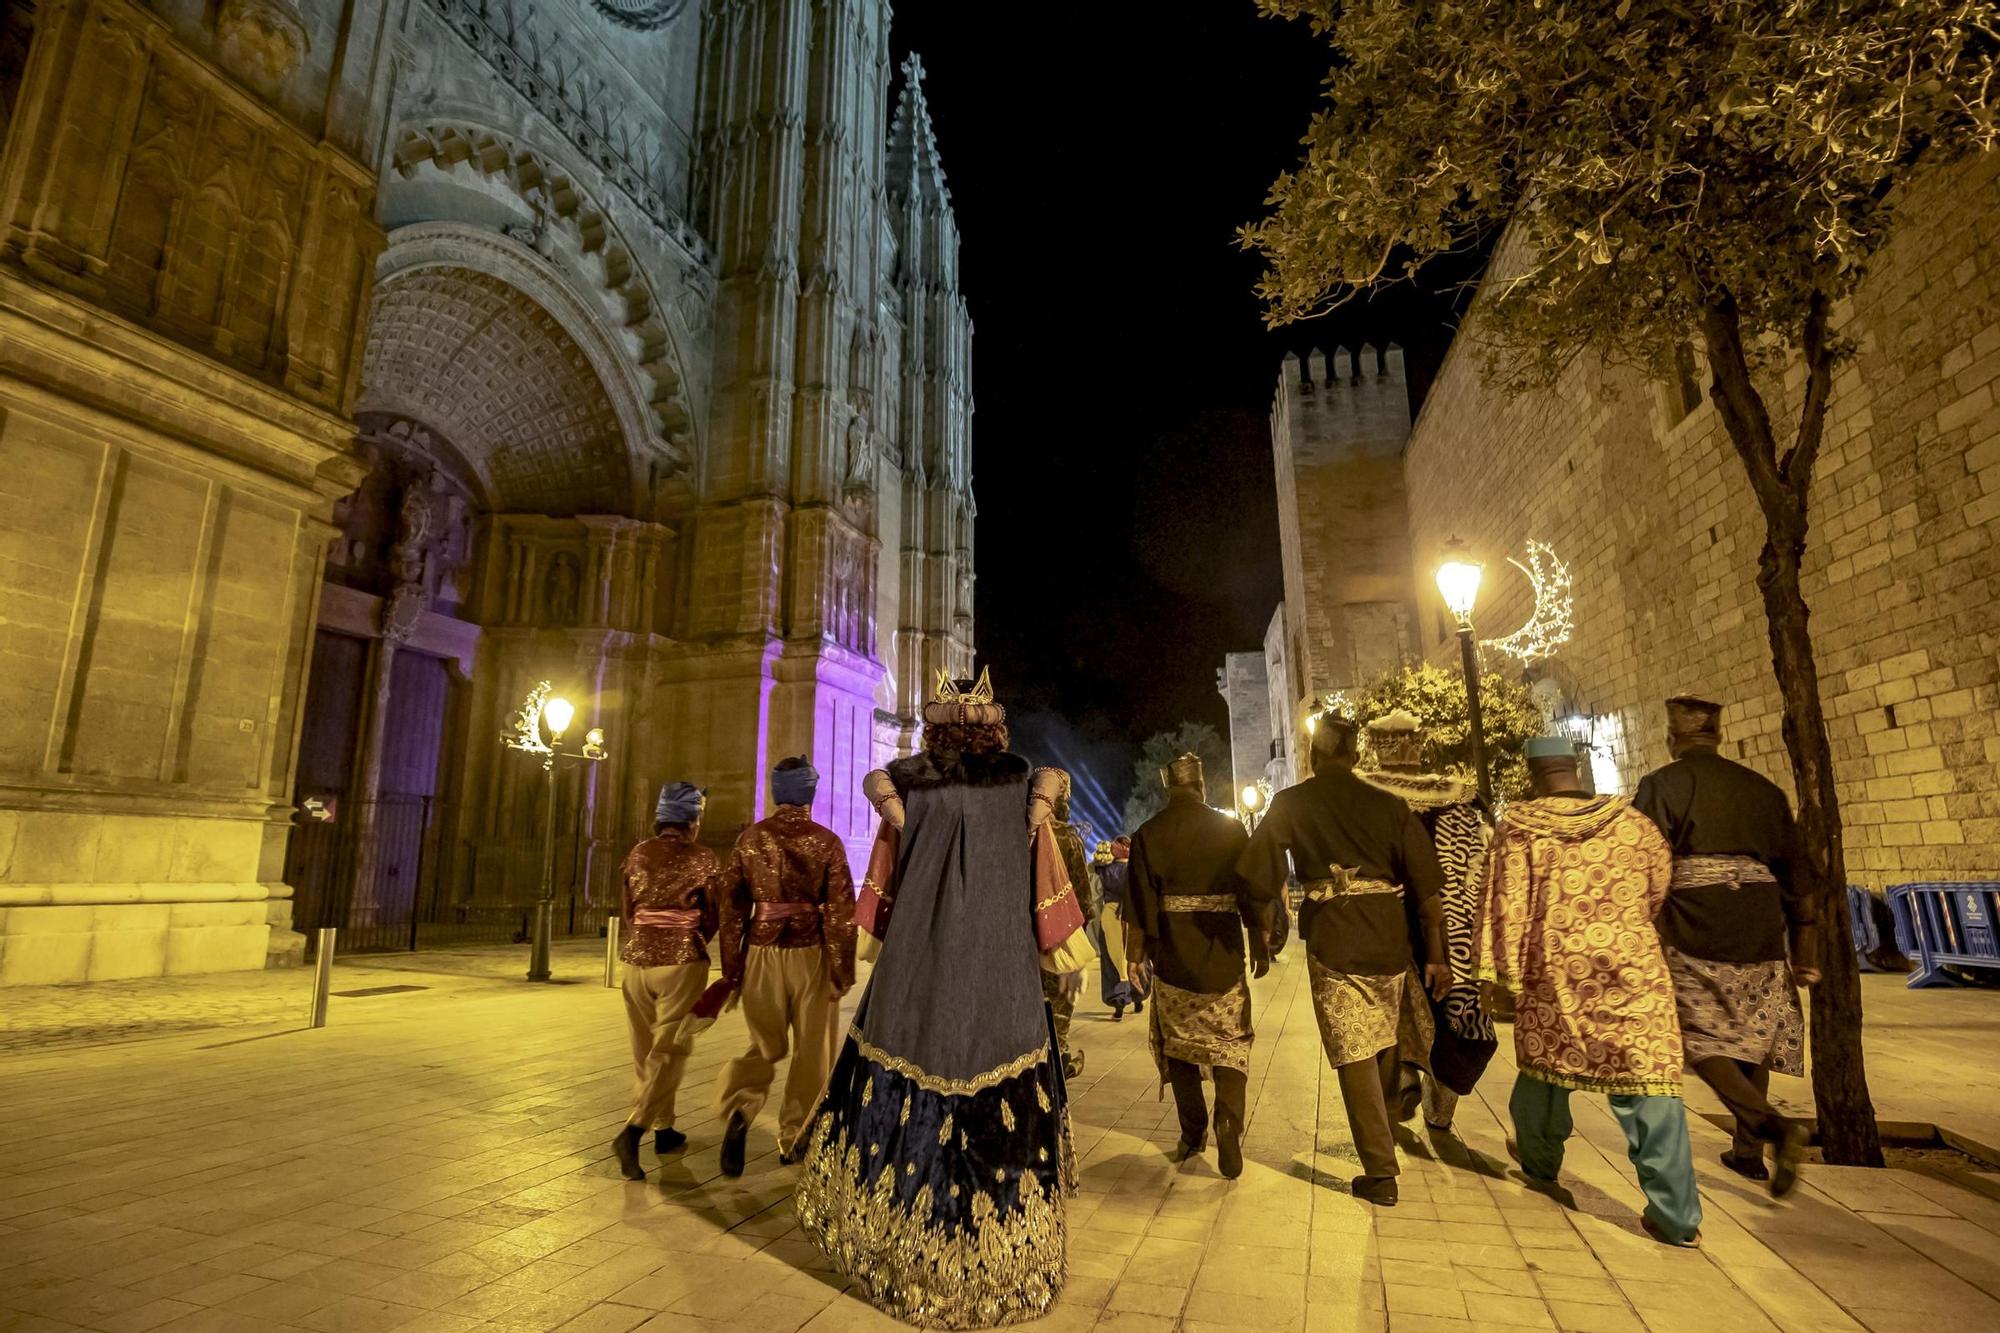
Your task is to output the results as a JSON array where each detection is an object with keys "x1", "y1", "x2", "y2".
[
  {"x1": 715, "y1": 756, "x2": 858, "y2": 1175},
  {"x1": 1125, "y1": 752, "x2": 1276, "y2": 1178},
  {"x1": 1358, "y1": 710, "x2": 1497, "y2": 1133},
  {"x1": 1239, "y1": 716, "x2": 1449, "y2": 1206},
  {"x1": 1635, "y1": 693, "x2": 1818, "y2": 1197},
  {"x1": 611, "y1": 781, "x2": 721, "y2": 1180},
  {"x1": 1481, "y1": 738, "x2": 1702, "y2": 1247}
]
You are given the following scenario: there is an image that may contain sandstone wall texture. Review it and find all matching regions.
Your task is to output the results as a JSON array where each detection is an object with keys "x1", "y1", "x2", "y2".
[
  {"x1": 1219, "y1": 651, "x2": 1273, "y2": 803},
  {"x1": 1404, "y1": 151, "x2": 2000, "y2": 886}
]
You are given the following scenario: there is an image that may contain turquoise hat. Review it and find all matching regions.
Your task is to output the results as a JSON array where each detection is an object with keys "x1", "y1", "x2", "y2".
[{"x1": 1523, "y1": 737, "x2": 1575, "y2": 760}]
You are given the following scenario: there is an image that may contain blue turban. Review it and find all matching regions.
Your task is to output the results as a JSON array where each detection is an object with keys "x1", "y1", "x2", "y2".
[
  {"x1": 771, "y1": 756, "x2": 819, "y2": 808},
  {"x1": 655, "y1": 782, "x2": 706, "y2": 826}
]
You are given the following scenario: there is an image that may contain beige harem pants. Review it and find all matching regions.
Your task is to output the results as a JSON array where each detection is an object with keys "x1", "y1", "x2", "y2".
[
  {"x1": 716, "y1": 945, "x2": 839, "y2": 1153},
  {"x1": 624, "y1": 961, "x2": 709, "y2": 1131}
]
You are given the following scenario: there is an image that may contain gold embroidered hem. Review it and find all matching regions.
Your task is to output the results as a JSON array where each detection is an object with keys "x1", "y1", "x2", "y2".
[
  {"x1": 1300, "y1": 870, "x2": 1398, "y2": 902},
  {"x1": 1149, "y1": 977, "x2": 1253, "y2": 1074},
  {"x1": 1669, "y1": 853, "x2": 1776, "y2": 890},
  {"x1": 851, "y1": 1027, "x2": 1051, "y2": 1096},
  {"x1": 1306, "y1": 957, "x2": 1429, "y2": 1067},
  {"x1": 1160, "y1": 893, "x2": 1239, "y2": 914},
  {"x1": 795, "y1": 1115, "x2": 1065, "y2": 1329}
]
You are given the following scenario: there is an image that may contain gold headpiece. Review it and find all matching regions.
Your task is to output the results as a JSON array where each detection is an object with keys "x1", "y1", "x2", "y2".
[{"x1": 921, "y1": 665, "x2": 1006, "y2": 727}]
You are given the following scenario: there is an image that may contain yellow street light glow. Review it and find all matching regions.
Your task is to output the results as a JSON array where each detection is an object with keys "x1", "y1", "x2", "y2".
[
  {"x1": 542, "y1": 695, "x2": 575, "y2": 740},
  {"x1": 1241, "y1": 784, "x2": 1263, "y2": 811},
  {"x1": 1435, "y1": 536, "x2": 1484, "y2": 624}
]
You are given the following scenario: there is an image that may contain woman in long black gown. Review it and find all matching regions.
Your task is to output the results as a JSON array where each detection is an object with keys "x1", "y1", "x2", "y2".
[{"x1": 794, "y1": 670, "x2": 1094, "y2": 1329}]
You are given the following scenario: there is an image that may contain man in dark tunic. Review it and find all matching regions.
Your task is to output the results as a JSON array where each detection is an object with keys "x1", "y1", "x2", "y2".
[
  {"x1": 1634, "y1": 693, "x2": 1819, "y2": 1197},
  {"x1": 1041, "y1": 770, "x2": 1098, "y2": 1076},
  {"x1": 1239, "y1": 715, "x2": 1450, "y2": 1206},
  {"x1": 1126, "y1": 752, "x2": 1276, "y2": 1178}
]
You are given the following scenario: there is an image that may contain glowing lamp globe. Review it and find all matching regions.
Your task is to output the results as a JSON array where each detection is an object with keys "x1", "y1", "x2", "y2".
[
  {"x1": 542, "y1": 695, "x2": 576, "y2": 740},
  {"x1": 1241, "y1": 784, "x2": 1263, "y2": 812},
  {"x1": 1435, "y1": 538, "x2": 1484, "y2": 624}
]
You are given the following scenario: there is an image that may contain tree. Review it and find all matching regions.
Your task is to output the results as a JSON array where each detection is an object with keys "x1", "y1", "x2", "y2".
[
  {"x1": 1345, "y1": 662, "x2": 1544, "y2": 799},
  {"x1": 1122, "y1": 722, "x2": 1232, "y2": 831},
  {"x1": 1242, "y1": 0, "x2": 2000, "y2": 1166}
]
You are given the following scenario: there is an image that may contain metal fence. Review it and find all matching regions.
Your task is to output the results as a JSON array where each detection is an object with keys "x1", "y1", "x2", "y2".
[{"x1": 283, "y1": 795, "x2": 600, "y2": 956}]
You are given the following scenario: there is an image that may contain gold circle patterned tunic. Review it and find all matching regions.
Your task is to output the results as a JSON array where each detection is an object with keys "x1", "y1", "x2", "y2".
[{"x1": 1478, "y1": 795, "x2": 1683, "y2": 1097}]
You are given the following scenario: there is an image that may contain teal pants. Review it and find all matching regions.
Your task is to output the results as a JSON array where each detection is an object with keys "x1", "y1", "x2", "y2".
[{"x1": 1509, "y1": 1073, "x2": 1702, "y2": 1243}]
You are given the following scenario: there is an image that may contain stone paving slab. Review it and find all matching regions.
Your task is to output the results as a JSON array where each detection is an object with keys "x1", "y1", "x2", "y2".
[{"x1": 1, "y1": 947, "x2": 1997, "y2": 1333}]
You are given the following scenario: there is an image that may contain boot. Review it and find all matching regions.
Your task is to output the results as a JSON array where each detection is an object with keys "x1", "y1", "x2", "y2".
[
  {"x1": 719, "y1": 1112, "x2": 749, "y2": 1178},
  {"x1": 1064, "y1": 1050, "x2": 1085, "y2": 1079},
  {"x1": 1351, "y1": 1175, "x2": 1398, "y2": 1206},
  {"x1": 611, "y1": 1125, "x2": 645, "y2": 1181},
  {"x1": 1112, "y1": 1002, "x2": 1125, "y2": 1022},
  {"x1": 1770, "y1": 1121, "x2": 1810, "y2": 1199},
  {"x1": 1216, "y1": 1113, "x2": 1243, "y2": 1180},
  {"x1": 1171, "y1": 1133, "x2": 1207, "y2": 1164},
  {"x1": 1719, "y1": 1149, "x2": 1768, "y2": 1182},
  {"x1": 655, "y1": 1128, "x2": 687, "y2": 1157}
]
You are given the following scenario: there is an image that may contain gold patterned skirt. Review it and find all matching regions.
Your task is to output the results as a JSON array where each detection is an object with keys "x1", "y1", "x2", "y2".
[
  {"x1": 1664, "y1": 948, "x2": 1805, "y2": 1076},
  {"x1": 1306, "y1": 957, "x2": 1433, "y2": 1068},
  {"x1": 1149, "y1": 977, "x2": 1253, "y2": 1077},
  {"x1": 795, "y1": 1028, "x2": 1073, "y2": 1329}
]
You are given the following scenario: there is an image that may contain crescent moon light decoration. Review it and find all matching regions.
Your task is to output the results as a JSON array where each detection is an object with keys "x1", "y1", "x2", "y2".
[{"x1": 1481, "y1": 540, "x2": 1574, "y2": 664}]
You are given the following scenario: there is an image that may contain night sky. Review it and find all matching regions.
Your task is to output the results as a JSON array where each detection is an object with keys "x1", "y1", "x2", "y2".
[{"x1": 892, "y1": 5, "x2": 1475, "y2": 828}]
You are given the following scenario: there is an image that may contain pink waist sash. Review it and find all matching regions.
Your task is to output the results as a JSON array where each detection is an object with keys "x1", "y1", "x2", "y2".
[
  {"x1": 754, "y1": 901, "x2": 821, "y2": 921},
  {"x1": 633, "y1": 907, "x2": 701, "y2": 930}
]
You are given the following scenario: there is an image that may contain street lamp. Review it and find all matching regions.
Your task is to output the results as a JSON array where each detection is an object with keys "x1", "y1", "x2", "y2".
[
  {"x1": 1238, "y1": 782, "x2": 1267, "y2": 835},
  {"x1": 502, "y1": 680, "x2": 608, "y2": 982},
  {"x1": 1436, "y1": 538, "x2": 1493, "y2": 804}
]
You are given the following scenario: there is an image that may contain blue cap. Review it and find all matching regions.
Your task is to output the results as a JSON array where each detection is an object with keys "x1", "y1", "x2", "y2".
[
  {"x1": 1523, "y1": 737, "x2": 1575, "y2": 760},
  {"x1": 771, "y1": 756, "x2": 820, "y2": 808},
  {"x1": 655, "y1": 781, "x2": 706, "y2": 825}
]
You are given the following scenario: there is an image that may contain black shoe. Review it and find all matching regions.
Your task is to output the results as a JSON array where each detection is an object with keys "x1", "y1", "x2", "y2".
[
  {"x1": 1351, "y1": 1174, "x2": 1398, "y2": 1206},
  {"x1": 1064, "y1": 1052, "x2": 1085, "y2": 1079},
  {"x1": 1172, "y1": 1134, "x2": 1208, "y2": 1164},
  {"x1": 719, "y1": 1112, "x2": 748, "y2": 1178},
  {"x1": 1720, "y1": 1149, "x2": 1769, "y2": 1182},
  {"x1": 1396, "y1": 1078, "x2": 1423, "y2": 1124},
  {"x1": 1216, "y1": 1116, "x2": 1243, "y2": 1180},
  {"x1": 1133, "y1": 998, "x2": 1144, "y2": 1015},
  {"x1": 778, "y1": 1148, "x2": 801, "y2": 1167},
  {"x1": 654, "y1": 1128, "x2": 687, "y2": 1156},
  {"x1": 1643, "y1": 1215, "x2": 1702, "y2": 1248},
  {"x1": 1771, "y1": 1122, "x2": 1809, "y2": 1199},
  {"x1": 1112, "y1": 1004, "x2": 1124, "y2": 1022},
  {"x1": 612, "y1": 1125, "x2": 645, "y2": 1181}
]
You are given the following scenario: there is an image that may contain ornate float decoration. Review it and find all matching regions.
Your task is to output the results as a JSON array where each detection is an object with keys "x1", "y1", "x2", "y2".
[{"x1": 1481, "y1": 540, "x2": 1574, "y2": 664}]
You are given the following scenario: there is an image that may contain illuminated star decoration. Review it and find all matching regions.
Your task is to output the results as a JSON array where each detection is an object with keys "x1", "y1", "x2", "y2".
[{"x1": 1482, "y1": 541, "x2": 1574, "y2": 664}]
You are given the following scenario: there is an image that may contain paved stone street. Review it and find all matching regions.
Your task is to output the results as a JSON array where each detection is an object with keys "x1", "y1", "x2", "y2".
[{"x1": 4, "y1": 945, "x2": 1999, "y2": 1333}]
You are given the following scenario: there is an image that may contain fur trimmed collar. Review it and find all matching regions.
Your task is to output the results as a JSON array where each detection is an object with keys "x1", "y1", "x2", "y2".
[
  {"x1": 1502, "y1": 794, "x2": 1628, "y2": 840},
  {"x1": 888, "y1": 750, "x2": 1031, "y2": 791}
]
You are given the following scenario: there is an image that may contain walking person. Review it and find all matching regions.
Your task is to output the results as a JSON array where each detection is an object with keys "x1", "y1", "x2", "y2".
[
  {"x1": 1125, "y1": 753, "x2": 1280, "y2": 1178},
  {"x1": 1635, "y1": 693, "x2": 1818, "y2": 1196},
  {"x1": 1043, "y1": 770, "x2": 1098, "y2": 1075},
  {"x1": 714, "y1": 756, "x2": 857, "y2": 1176},
  {"x1": 1239, "y1": 713, "x2": 1448, "y2": 1205},
  {"x1": 1095, "y1": 838, "x2": 1143, "y2": 1019},
  {"x1": 611, "y1": 782, "x2": 721, "y2": 1180},
  {"x1": 1356, "y1": 710, "x2": 1498, "y2": 1133},
  {"x1": 1481, "y1": 737, "x2": 1703, "y2": 1246},
  {"x1": 795, "y1": 670, "x2": 1094, "y2": 1328}
]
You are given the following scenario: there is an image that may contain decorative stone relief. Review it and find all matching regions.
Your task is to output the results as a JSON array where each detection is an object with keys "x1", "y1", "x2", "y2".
[
  {"x1": 360, "y1": 266, "x2": 632, "y2": 516},
  {"x1": 215, "y1": 0, "x2": 311, "y2": 97},
  {"x1": 587, "y1": 0, "x2": 690, "y2": 33}
]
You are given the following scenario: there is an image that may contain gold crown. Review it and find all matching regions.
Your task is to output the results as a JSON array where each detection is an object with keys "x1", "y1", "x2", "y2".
[{"x1": 931, "y1": 666, "x2": 994, "y2": 707}]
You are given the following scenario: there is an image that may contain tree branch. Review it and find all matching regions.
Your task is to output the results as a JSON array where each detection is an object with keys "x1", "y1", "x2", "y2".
[
  {"x1": 1783, "y1": 287, "x2": 1834, "y2": 502},
  {"x1": 1699, "y1": 295, "x2": 1786, "y2": 519}
]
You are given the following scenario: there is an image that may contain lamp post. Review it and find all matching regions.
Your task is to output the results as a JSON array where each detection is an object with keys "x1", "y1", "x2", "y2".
[
  {"x1": 1436, "y1": 538, "x2": 1492, "y2": 804},
  {"x1": 502, "y1": 681, "x2": 608, "y2": 982},
  {"x1": 1238, "y1": 782, "x2": 1267, "y2": 836}
]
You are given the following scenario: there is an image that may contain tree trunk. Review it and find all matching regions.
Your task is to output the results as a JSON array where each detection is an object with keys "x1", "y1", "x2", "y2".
[{"x1": 1700, "y1": 294, "x2": 1885, "y2": 1168}]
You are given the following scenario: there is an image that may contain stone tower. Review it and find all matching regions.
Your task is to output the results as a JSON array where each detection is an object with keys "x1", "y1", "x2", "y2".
[{"x1": 1270, "y1": 346, "x2": 1419, "y2": 748}]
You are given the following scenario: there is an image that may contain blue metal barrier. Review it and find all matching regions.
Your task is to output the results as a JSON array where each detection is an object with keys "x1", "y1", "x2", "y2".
[{"x1": 1886, "y1": 881, "x2": 2000, "y2": 988}]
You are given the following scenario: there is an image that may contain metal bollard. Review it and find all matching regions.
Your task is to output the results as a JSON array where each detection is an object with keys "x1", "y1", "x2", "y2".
[
  {"x1": 603, "y1": 916, "x2": 620, "y2": 988},
  {"x1": 309, "y1": 928, "x2": 336, "y2": 1028}
]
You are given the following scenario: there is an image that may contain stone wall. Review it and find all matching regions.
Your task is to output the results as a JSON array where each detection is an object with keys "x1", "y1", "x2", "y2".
[
  {"x1": 1403, "y1": 150, "x2": 2000, "y2": 886},
  {"x1": 1218, "y1": 651, "x2": 1273, "y2": 803}
]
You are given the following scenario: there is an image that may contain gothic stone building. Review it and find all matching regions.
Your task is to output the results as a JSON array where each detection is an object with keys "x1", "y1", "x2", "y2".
[{"x1": 0, "y1": 0, "x2": 976, "y2": 985}]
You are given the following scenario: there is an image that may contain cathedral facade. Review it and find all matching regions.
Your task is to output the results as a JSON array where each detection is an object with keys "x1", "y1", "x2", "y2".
[{"x1": 0, "y1": 0, "x2": 976, "y2": 984}]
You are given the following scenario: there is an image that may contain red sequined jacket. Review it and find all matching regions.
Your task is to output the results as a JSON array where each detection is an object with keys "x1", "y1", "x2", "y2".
[
  {"x1": 716, "y1": 805, "x2": 858, "y2": 993},
  {"x1": 619, "y1": 830, "x2": 722, "y2": 967}
]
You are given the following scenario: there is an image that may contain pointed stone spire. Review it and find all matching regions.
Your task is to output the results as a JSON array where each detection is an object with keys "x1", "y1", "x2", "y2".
[{"x1": 887, "y1": 52, "x2": 948, "y2": 205}]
